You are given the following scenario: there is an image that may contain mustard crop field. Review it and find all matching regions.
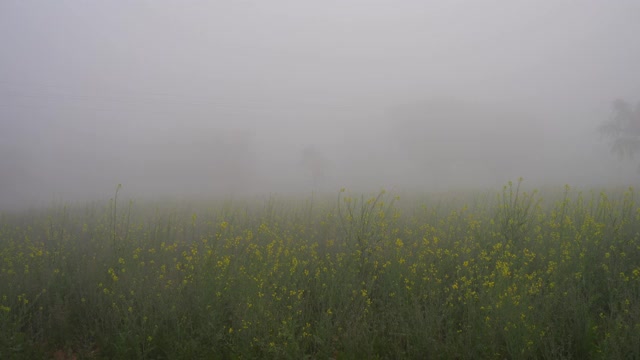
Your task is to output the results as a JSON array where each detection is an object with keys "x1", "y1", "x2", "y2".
[{"x1": 1, "y1": 182, "x2": 639, "y2": 359}]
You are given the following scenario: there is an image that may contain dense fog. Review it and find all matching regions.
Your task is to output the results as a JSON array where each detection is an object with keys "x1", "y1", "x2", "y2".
[{"x1": 1, "y1": 1, "x2": 639, "y2": 209}]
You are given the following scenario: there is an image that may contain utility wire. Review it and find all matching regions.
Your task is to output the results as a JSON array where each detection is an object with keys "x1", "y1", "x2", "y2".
[{"x1": 0, "y1": 81, "x2": 358, "y2": 112}]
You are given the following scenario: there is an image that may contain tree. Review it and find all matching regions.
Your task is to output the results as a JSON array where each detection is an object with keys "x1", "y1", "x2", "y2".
[
  {"x1": 598, "y1": 99, "x2": 640, "y2": 164},
  {"x1": 387, "y1": 99, "x2": 543, "y2": 188},
  {"x1": 298, "y1": 146, "x2": 329, "y2": 190}
]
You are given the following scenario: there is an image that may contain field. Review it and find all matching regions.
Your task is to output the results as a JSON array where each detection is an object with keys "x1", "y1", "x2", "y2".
[{"x1": 1, "y1": 181, "x2": 639, "y2": 359}]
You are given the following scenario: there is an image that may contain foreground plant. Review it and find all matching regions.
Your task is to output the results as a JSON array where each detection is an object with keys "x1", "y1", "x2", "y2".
[{"x1": 0, "y1": 184, "x2": 639, "y2": 359}]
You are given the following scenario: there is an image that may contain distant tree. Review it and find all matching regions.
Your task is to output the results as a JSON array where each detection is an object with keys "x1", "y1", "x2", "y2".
[
  {"x1": 387, "y1": 99, "x2": 542, "y2": 188},
  {"x1": 298, "y1": 146, "x2": 328, "y2": 189},
  {"x1": 216, "y1": 129, "x2": 257, "y2": 193},
  {"x1": 598, "y1": 99, "x2": 640, "y2": 165}
]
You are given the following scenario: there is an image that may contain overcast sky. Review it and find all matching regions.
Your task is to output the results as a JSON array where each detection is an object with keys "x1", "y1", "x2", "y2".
[{"x1": 1, "y1": 1, "x2": 639, "y2": 208}]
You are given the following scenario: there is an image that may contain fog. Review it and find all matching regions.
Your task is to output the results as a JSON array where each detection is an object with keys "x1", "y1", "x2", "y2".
[{"x1": 1, "y1": 1, "x2": 640, "y2": 209}]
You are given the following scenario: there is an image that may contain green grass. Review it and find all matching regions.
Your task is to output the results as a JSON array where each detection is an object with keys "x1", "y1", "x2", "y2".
[{"x1": 1, "y1": 181, "x2": 639, "y2": 359}]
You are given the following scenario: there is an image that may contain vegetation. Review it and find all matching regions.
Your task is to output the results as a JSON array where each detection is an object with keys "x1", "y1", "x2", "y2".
[
  {"x1": 599, "y1": 98, "x2": 640, "y2": 167},
  {"x1": 1, "y1": 181, "x2": 639, "y2": 359}
]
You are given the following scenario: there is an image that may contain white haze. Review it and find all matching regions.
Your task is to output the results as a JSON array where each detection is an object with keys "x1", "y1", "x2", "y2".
[{"x1": 1, "y1": 1, "x2": 639, "y2": 209}]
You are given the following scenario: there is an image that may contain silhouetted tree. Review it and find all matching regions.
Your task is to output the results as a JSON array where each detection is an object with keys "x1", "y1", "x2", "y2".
[
  {"x1": 598, "y1": 99, "x2": 640, "y2": 164},
  {"x1": 298, "y1": 146, "x2": 328, "y2": 189},
  {"x1": 387, "y1": 99, "x2": 542, "y2": 188}
]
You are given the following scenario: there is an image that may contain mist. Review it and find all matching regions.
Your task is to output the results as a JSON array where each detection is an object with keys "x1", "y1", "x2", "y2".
[{"x1": 2, "y1": 1, "x2": 640, "y2": 209}]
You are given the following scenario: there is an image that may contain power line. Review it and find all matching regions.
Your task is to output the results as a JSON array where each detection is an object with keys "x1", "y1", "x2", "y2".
[{"x1": 0, "y1": 81, "x2": 359, "y2": 112}]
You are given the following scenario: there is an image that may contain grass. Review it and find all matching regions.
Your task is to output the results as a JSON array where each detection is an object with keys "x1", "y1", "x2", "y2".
[{"x1": 1, "y1": 180, "x2": 639, "y2": 359}]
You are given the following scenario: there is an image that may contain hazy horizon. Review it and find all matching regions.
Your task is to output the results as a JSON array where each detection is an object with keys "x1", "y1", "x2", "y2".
[{"x1": 2, "y1": 1, "x2": 639, "y2": 209}]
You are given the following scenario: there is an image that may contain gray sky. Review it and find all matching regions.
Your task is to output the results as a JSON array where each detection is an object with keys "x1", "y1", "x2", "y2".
[{"x1": 1, "y1": 1, "x2": 639, "y2": 208}]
